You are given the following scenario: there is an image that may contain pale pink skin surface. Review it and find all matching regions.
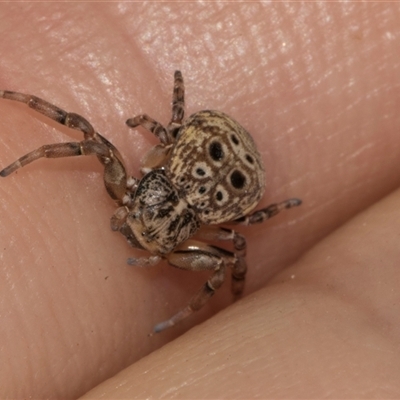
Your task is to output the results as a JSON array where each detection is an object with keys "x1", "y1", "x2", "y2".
[{"x1": 0, "y1": 3, "x2": 400, "y2": 399}]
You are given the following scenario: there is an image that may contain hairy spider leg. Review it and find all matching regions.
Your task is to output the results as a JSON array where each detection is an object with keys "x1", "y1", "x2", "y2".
[
  {"x1": 234, "y1": 198, "x2": 302, "y2": 225},
  {"x1": 126, "y1": 70, "x2": 185, "y2": 145},
  {"x1": 0, "y1": 90, "x2": 129, "y2": 205}
]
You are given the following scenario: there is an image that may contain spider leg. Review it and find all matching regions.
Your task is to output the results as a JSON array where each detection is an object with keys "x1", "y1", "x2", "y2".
[
  {"x1": 154, "y1": 239, "x2": 235, "y2": 333},
  {"x1": 110, "y1": 206, "x2": 129, "y2": 232},
  {"x1": 110, "y1": 205, "x2": 148, "y2": 251},
  {"x1": 0, "y1": 91, "x2": 129, "y2": 204},
  {"x1": 1, "y1": 91, "x2": 98, "y2": 140},
  {"x1": 167, "y1": 70, "x2": 184, "y2": 134},
  {"x1": 125, "y1": 70, "x2": 185, "y2": 146},
  {"x1": 0, "y1": 141, "x2": 109, "y2": 176},
  {"x1": 127, "y1": 255, "x2": 161, "y2": 267},
  {"x1": 126, "y1": 114, "x2": 171, "y2": 145},
  {"x1": 233, "y1": 198, "x2": 302, "y2": 225},
  {"x1": 195, "y1": 226, "x2": 247, "y2": 298}
]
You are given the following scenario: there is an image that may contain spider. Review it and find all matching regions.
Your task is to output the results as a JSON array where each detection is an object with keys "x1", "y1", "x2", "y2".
[{"x1": 0, "y1": 71, "x2": 301, "y2": 333}]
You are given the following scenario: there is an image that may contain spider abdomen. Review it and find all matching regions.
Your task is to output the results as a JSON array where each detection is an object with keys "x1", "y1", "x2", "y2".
[{"x1": 166, "y1": 110, "x2": 266, "y2": 224}]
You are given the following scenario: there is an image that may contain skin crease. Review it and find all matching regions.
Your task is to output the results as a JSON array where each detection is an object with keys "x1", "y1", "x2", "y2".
[{"x1": 0, "y1": 3, "x2": 399, "y2": 399}]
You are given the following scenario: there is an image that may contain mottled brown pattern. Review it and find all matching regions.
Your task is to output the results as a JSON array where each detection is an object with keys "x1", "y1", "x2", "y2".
[
  {"x1": 127, "y1": 170, "x2": 200, "y2": 255},
  {"x1": 167, "y1": 110, "x2": 266, "y2": 223}
]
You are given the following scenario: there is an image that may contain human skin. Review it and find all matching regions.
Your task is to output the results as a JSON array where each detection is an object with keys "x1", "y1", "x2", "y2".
[{"x1": 0, "y1": 3, "x2": 399, "y2": 399}]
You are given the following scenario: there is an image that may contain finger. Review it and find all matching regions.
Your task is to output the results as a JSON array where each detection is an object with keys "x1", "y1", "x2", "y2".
[{"x1": 81, "y1": 187, "x2": 400, "y2": 399}]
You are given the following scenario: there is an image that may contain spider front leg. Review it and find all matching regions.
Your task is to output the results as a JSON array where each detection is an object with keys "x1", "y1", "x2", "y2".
[
  {"x1": 0, "y1": 91, "x2": 129, "y2": 204},
  {"x1": 1, "y1": 91, "x2": 99, "y2": 140},
  {"x1": 154, "y1": 239, "x2": 236, "y2": 333},
  {"x1": 0, "y1": 141, "x2": 109, "y2": 177}
]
